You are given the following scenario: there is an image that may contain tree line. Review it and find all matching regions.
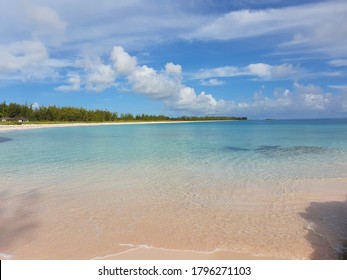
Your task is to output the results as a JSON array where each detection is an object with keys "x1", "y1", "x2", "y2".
[{"x1": 0, "y1": 102, "x2": 247, "y2": 122}]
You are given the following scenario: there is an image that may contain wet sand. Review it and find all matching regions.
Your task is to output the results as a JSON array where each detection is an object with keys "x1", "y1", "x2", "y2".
[
  {"x1": 0, "y1": 123, "x2": 117, "y2": 133},
  {"x1": 92, "y1": 246, "x2": 279, "y2": 260},
  {"x1": 1, "y1": 172, "x2": 346, "y2": 260}
]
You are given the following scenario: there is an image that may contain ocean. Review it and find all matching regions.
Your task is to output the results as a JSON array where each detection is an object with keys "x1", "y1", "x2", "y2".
[{"x1": 1, "y1": 119, "x2": 347, "y2": 259}]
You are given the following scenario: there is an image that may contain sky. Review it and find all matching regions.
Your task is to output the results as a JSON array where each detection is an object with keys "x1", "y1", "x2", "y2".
[{"x1": 1, "y1": 0, "x2": 347, "y2": 119}]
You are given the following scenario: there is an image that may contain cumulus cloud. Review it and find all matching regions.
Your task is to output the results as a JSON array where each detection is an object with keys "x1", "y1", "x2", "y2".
[
  {"x1": 127, "y1": 65, "x2": 180, "y2": 99},
  {"x1": 0, "y1": 40, "x2": 61, "y2": 80},
  {"x1": 111, "y1": 47, "x2": 226, "y2": 113},
  {"x1": 165, "y1": 62, "x2": 182, "y2": 76},
  {"x1": 194, "y1": 63, "x2": 303, "y2": 80},
  {"x1": 55, "y1": 74, "x2": 81, "y2": 91},
  {"x1": 78, "y1": 57, "x2": 117, "y2": 92},
  {"x1": 173, "y1": 88, "x2": 227, "y2": 113},
  {"x1": 85, "y1": 64, "x2": 115, "y2": 92},
  {"x1": 111, "y1": 46, "x2": 137, "y2": 75},
  {"x1": 294, "y1": 82, "x2": 329, "y2": 111},
  {"x1": 227, "y1": 82, "x2": 347, "y2": 118},
  {"x1": 0, "y1": 41, "x2": 48, "y2": 73},
  {"x1": 57, "y1": 46, "x2": 226, "y2": 113},
  {"x1": 57, "y1": 56, "x2": 117, "y2": 92}
]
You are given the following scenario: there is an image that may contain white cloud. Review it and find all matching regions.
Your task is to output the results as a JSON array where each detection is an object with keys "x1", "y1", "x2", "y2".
[
  {"x1": 0, "y1": 3, "x2": 67, "y2": 48},
  {"x1": 247, "y1": 63, "x2": 301, "y2": 79},
  {"x1": 1, "y1": 1, "x2": 345, "y2": 85},
  {"x1": 0, "y1": 40, "x2": 60, "y2": 80},
  {"x1": 173, "y1": 87, "x2": 227, "y2": 113},
  {"x1": 189, "y1": 1, "x2": 347, "y2": 56},
  {"x1": 165, "y1": 62, "x2": 182, "y2": 76},
  {"x1": 227, "y1": 82, "x2": 347, "y2": 118},
  {"x1": 55, "y1": 74, "x2": 81, "y2": 91},
  {"x1": 110, "y1": 47, "x2": 225, "y2": 113},
  {"x1": 57, "y1": 56, "x2": 117, "y2": 92},
  {"x1": 194, "y1": 63, "x2": 303, "y2": 80},
  {"x1": 190, "y1": 8, "x2": 287, "y2": 40},
  {"x1": 32, "y1": 102, "x2": 40, "y2": 110},
  {"x1": 38, "y1": 0, "x2": 206, "y2": 53},
  {"x1": 111, "y1": 46, "x2": 137, "y2": 75},
  {"x1": 29, "y1": 6, "x2": 66, "y2": 33},
  {"x1": 1, "y1": 1, "x2": 346, "y2": 59},
  {"x1": 247, "y1": 64, "x2": 272, "y2": 79},
  {"x1": 294, "y1": 82, "x2": 329, "y2": 111},
  {"x1": 195, "y1": 66, "x2": 240, "y2": 79},
  {"x1": 28, "y1": 6, "x2": 67, "y2": 46},
  {"x1": 265, "y1": 63, "x2": 303, "y2": 79},
  {"x1": 80, "y1": 58, "x2": 116, "y2": 92},
  {"x1": 56, "y1": 46, "x2": 226, "y2": 113},
  {"x1": 127, "y1": 65, "x2": 180, "y2": 99},
  {"x1": 329, "y1": 59, "x2": 347, "y2": 67},
  {"x1": 328, "y1": 85, "x2": 347, "y2": 90},
  {"x1": 85, "y1": 64, "x2": 115, "y2": 92},
  {"x1": 200, "y1": 78, "x2": 225, "y2": 86},
  {"x1": 0, "y1": 3, "x2": 68, "y2": 80},
  {"x1": 0, "y1": 41, "x2": 48, "y2": 73}
]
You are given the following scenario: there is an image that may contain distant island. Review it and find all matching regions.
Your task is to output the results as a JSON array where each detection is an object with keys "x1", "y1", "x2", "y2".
[{"x1": 0, "y1": 102, "x2": 247, "y2": 124}]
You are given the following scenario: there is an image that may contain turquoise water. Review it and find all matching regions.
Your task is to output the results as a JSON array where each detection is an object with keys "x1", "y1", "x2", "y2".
[
  {"x1": 1, "y1": 119, "x2": 347, "y2": 259},
  {"x1": 1, "y1": 119, "x2": 347, "y2": 184}
]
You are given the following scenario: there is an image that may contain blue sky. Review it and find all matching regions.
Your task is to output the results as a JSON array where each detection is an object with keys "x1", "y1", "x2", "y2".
[{"x1": 0, "y1": 0, "x2": 347, "y2": 119}]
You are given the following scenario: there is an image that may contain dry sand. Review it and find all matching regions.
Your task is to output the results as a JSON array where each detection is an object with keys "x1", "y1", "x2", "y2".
[
  {"x1": 0, "y1": 122, "x2": 118, "y2": 132},
  {"x1": 0, "y1": 121, "x2": 224, "y2": 133}
]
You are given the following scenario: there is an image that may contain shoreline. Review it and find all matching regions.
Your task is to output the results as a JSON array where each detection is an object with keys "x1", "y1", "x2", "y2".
[
  {"x1": 1, "y1": 247, "x2": 282, "y2": 260},
  {"x1": 0, "y1": 120, "x2": 233, "y2": 133},
  {"x1": 91, "y1": 245, "x2": 281, "y2": 260}
]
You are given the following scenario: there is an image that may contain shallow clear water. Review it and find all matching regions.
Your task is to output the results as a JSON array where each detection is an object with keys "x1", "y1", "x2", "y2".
[{"x1": 1, "y1": 120, "x2": 347, "y2": 259}]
